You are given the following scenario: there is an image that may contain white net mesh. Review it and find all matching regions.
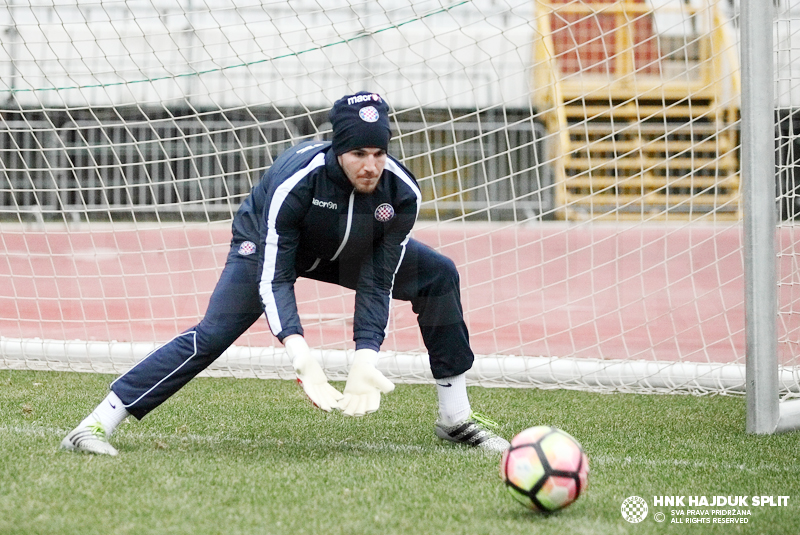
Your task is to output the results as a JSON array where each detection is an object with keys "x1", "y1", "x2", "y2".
[{"x1": 0, "y1": 0, "x2": 774, "y2": 394}]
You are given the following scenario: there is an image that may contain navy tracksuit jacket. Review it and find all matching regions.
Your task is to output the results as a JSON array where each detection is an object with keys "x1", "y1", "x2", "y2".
[{"x1": 113, "y1": 141, "x2": 474, "y2": 419}]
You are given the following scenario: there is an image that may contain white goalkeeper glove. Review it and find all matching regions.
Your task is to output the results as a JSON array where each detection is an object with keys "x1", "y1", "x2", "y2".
[
  {"x1": 339, "y1": 349, "x2": 395, "y2": 417},
  {"x1": 285, "y1": 336, "x2": 343, "y2": 412}
]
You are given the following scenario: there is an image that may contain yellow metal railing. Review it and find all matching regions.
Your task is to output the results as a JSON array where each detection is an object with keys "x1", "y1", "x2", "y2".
[{"x1": 532, "y1": 0, "x2": 741, "y2": 220}]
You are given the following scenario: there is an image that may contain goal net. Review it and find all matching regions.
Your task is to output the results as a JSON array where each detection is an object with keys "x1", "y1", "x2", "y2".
[{"x1": 0, "y1": 0, "x2": 769, "y2": 395}]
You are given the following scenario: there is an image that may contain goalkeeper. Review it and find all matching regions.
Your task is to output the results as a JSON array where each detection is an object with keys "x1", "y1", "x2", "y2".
[{"x1": 61, "y1": 91, "x2": 510, "y2": 456}]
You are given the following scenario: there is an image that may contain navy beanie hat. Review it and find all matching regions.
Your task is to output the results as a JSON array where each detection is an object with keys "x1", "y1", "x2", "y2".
[{"x1": 330, "y1": 91, "x2": 391, "y2": 155}]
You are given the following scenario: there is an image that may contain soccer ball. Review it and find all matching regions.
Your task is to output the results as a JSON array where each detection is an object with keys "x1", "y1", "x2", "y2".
[{"x1": 499, "y1": 426, "x2": 589, "y2": 512}]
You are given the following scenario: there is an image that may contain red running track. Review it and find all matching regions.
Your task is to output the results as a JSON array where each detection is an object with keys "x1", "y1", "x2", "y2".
[{"x1": 0, "y1": 222, "x2": 752, "y2": 363}]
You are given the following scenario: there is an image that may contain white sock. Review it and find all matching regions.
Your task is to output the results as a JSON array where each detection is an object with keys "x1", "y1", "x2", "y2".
[
  {"x1": 78, "y1": 391, "x2": 129, "y2": 437},
  {"x1": 436, "y1": 373, "x2": 471, "y2": 426}
]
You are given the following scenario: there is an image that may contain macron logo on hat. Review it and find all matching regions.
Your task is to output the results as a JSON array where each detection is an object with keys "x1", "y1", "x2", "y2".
[{"x1": 347, "y1": 93, "x2": 382, "y2": 105}]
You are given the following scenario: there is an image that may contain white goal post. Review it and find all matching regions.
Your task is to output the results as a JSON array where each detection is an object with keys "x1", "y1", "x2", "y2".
[
  {"x1": 744, "y1": 0, "x2": 800, "y2": 435},
  {"x1": 1, "y1": 0, "x2": 798, "y2": 415}
]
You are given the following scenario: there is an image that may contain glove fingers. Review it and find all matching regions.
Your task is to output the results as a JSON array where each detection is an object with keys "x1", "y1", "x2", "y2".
[
  {"x1": 340, "y1": 394, "x2": 358, "y2": 416},
  {"x1": 298, "y1": 379, "x2": 342, "y2": 412},
  {"x1": 304, "y1": 384, "x2": 332, "y2": 412},
  {"x1": 316, "y1": 386, "x2": 343, "y2": 412},
  {"x1": 357, "y1": 395, "x2": 371, "y2": 417},
  {"x1": 364, "y1": 390, "x2": 380, "y2": 415},
  {"x1": 342, "y1": 394, "x2": 370, "y2": 417},
  {"x1": 321, "y1": 382, "x2": 344, "y2": 402},
  {"x1": 339, "y1": 362, "x2": 393, "y2": 416},
  {"x1": 371, "y1": 371, "x2": 395, "y2": 394}
]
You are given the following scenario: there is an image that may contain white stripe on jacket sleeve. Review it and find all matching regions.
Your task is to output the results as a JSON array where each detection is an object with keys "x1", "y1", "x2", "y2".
[{"x1": 259, "y1": 152, "x2": 325, "y2": 336}]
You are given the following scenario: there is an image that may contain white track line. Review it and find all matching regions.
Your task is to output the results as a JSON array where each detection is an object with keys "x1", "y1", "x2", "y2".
[
  {"x1": 0, "y1": 423, "x2": 466, "y2": 456},
  {"x1": 2, "y1": 423, "x2": 798, "y2": 472}
]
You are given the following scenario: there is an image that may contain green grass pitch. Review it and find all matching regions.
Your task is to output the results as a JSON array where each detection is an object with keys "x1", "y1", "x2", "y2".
[{"x1": 2, "y1": 369, "x2": 799, "y2": 535}]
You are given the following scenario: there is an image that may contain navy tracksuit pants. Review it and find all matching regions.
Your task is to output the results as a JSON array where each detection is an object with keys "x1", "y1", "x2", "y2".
[{"x1": 112, "y1": 238, "x2": 474, "y2": 419}]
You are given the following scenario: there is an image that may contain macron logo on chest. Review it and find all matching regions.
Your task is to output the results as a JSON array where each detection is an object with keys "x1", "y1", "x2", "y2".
[{"x1": 312, "y1": 198, "x2": 338, "y2": 210}]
